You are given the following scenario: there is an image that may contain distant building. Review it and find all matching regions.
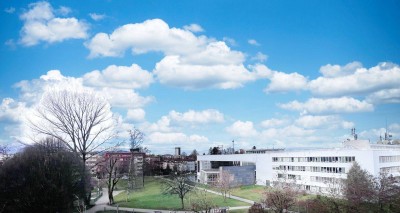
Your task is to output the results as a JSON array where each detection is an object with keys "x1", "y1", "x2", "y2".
[{"x1": 198, "y1": 137, "x2": 400, "y2": 195}]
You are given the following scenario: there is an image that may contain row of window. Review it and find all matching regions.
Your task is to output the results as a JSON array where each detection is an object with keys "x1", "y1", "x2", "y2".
[
  {"x1": 310, "y1": 176, "x2": 343, "y2": 184},
  {"x1": 277, "y1": 173, "x2": 301, "y2": 180},
  {"x1": 272, "y1": 156, "x2": 355, "y2": 163},
  {"x1": 380, "y1": 166, "x2": 400, "y2": 173},
  {"x1": 379, "y1": 155, "x2": 400, "y2": 163},
  {"x1": 274, "y1": 165, "x2": 346, "y2": 174}
]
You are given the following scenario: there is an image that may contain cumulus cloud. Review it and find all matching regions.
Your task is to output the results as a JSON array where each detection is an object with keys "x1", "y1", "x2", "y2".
[
  {"x1": 248, "y1": 39, "x2": 260, "y2": 46},
  {"x1": 226, "y1": 120, "x2": 258, "y2": 138},
  {"x1": 265, "y1": 71, "x2": 308, "y2": 93},
  {"x1": 0, "y1": 98, "x2": 27, "y2": 123},
  {"x1": 309, "y1": 62, "x2": 400, "y2": 98},
  {"x1": 279, "y1": 97, "x2": 374, "y2": 114},
  {"x1": 295, "y1": 115, "x2": 354, "y2": 129},
  {"x1": 100, "y1": 88, "x2": 153, "y2": 108},
  {"x1": 89, "y1": 13, "x2": 105, "y2": 21},
  {"x1": 19, "y1": 1, "x2": 88, "y2": 46},
  {"x1": 83, "y1": 64, "x2": 153, "y2": 89},
  {"x1": 260, "y1": 118, "x2": 288, "y2": 128},
  {"x1": 183, "y1": 23, "x2": 204, "y2": 32},
  {"x1": 148, "y1": 132, "x2": 208, "y2": 144},
  {"x1": 154, "y1": 55, "x2": 258, "y2": 90},
  {"x1": 85, "y1": 18, "x2": 209, "y2": 57},
  {"x1": 86, "y1": 19, "x2": 273, "y2": 90},
  {"x1": 358, "y1": 123, "x2": 400, "y2": 142},
  {"x1": 126, "y1": 108, "x2": 145, "y2": 122},
  {"x1": 168, "y1": 109, "x2": 224, "y2": 125},
  {"x1": 366, "y1": 88, "x2": 400, "y2": 104}
]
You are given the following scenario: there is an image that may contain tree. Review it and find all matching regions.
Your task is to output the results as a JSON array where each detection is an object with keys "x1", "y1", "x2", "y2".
[
  {"x1": 374, "y1": 172, "x2": 400, "y2": 212},
  {"x1": 30, "y1": 89, "x2": 116, "y2": 205},
  {"x1": 190, "y1": 149, "x2": 198, "y2": 157},
  {"x1": 189, "y1": 189, "x2": 216, "y2": 212},
  {"x1": 263, "y1": 175, "x2": 300, "y2": 213},
  {"x1": 342, "y1": 162, "x2": 375, "y2": 212},
  {"x1": 214, "y1": 170, "x2": 235, "y2": 202},
  {"x1": 99, "y1": 154, "x2": 129, "y2": 204},
  {"x1": 129, "y1": 127, "x2": 144, "y2": 149},
  {"x1": 162, "y1": 173, "x2": 194, "y2": 209},
  {"x1": 248, "y1": 203, "x2": 264, "y2": 213},
  {"x1": 0, "y1": 138, "x2": 86, "y2": 212}
]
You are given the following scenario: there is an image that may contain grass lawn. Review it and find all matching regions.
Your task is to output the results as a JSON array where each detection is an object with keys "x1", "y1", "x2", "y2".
[
  {"x1": 113, "y1": 177, "x2": 249, "y2": 211},
  {"x1": 230, "y1": 185, "x2": 266, "y2": 202}
]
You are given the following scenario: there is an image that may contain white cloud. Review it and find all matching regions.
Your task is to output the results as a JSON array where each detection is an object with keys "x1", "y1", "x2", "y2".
[
  {"x1": 57, "y1": 6, "x2": 71, "y2": 16},
  {"x1": 319, "y1": 61, "x2": 362, "y2": 78},
  {"x1": 83, "y1": 64, "x2": 154, "y2": 89},
  {"x1": 260, "y1": 118, "x2": 288, "y2": 128},
  {"x1": 226, "y1": 120, "x2": 258, "y2": 138},
  {"x1": 265, "y1": 71, "x2": 308, "y2": 93},
  {"x1": 154, "y1": 55, "x2": 256, "y2": 89},
  {"x1": 20, "y1": 1, "x2": 88, "y2": 46},
  {"x1": 295, "y1": 115, "x2": 354, "y2": 129},
  {"x1": 248, "y1": 39, "x2": 260, "y2": 46},
  {"x1": 168, "y1": 109, "x2": 224, "y2": 124},
  {"x1": 0, "y1": 98, "x2": 27, "y2": 123},
  {"x1": 85, "y1": 18, "x2": 209, "y2": 57},
  {"x1": 5, "y1": 7, "x2": 15, "y2": 14},
  {"x1": 126, "y1": 108, "x2": 145, "y2": 122},
  {"x1": 183, "y1": 23, "x2": 204, "y2": 32},
  {"x1": 86, "y1": 19, "x2": 272, "y2": 90},
  {"x1": 100, "y1": 88, "x2": 153, "y2": 108},
  {"x1": 251, "y1": 52, "x2": 268, "y2": 62},
  {"x1": 89, "y1": 13, "x2": 105, "y2": 21},
  {"x1": 309, "y1": 62, "x2": 400, "y2": 98},
  {"x1": 223, "y1": 37, "x2": 237, "y2": 46},
  {"x1": 148, "y1": 132, "x2": 208, "y2": 144},
  {"x1": 366, "y1": 88, "x2": 400, "y2": 104},
  {"x1": 279, "y1": 97, "x2": 374, "y2": 114}
]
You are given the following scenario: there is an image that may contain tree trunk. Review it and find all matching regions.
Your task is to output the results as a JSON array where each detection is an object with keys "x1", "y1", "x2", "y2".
[
  {"x1": 108, "y1": 191, "x2": 114, "y2": 204},
  {"x1": 181, "y1": 197, "x2": 185, "y2": 209}
]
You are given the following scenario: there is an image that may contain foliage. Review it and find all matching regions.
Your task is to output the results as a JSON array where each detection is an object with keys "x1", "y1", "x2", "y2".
[
  {"x1": 343, "y1": 162, "x2": 375, "y2": 212},
  {"x1": 0, "y1": 140, "x2": 86, "y2": 212}
]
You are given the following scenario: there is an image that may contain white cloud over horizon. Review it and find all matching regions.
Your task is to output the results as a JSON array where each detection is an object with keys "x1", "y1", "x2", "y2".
[{"x1": 279, "y1": 97, "x2": 374, "y2": 114}]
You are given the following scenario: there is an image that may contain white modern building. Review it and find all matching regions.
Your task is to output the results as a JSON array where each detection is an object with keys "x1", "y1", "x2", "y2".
[{"x1": 197, "y1": 138, "x2": 400, "y2": 194}]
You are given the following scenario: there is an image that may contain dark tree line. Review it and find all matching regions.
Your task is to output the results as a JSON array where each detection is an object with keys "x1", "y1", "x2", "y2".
[{"x1": 0, "y1": 139, "x2": 87, "y2": 213}]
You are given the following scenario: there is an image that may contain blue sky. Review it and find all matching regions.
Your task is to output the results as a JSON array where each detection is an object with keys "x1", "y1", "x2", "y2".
[{"x1": 1, "y1": 0, "x2": 399, "y2": 154}]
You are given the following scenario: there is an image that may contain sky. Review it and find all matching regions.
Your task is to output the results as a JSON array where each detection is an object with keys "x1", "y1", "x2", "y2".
[{"x1": 0, "y1": 0, "x2": 399, "y2": 154}]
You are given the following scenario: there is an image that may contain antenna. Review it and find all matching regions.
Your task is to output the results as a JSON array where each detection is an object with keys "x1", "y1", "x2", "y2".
[{"x1": 232, "y1": 140, "x2": 235, "y2": 153}]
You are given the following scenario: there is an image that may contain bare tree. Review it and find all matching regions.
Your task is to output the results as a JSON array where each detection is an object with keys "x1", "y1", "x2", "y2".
[
  {"x1": 99, "y1": 154, "x2": 129, "y2": 204},
  {"x1": 189, "y1": 189, "x2": 216, "y2": 212},
  {"x1": 30, "y1": 89, "x2": 116, "y2": 204},
  {"x1": 162, "y1": 173, "x2": 194, "y2": 209},
  {"x1": 129, "y1": 127, "x2": 144, "y2": 149},
  {"x1": 214, "y1": 170, "x2": 235, "y2": 202},
  {"x1": 263, "y1": 174, "x2": 300, "y2": 213}
]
